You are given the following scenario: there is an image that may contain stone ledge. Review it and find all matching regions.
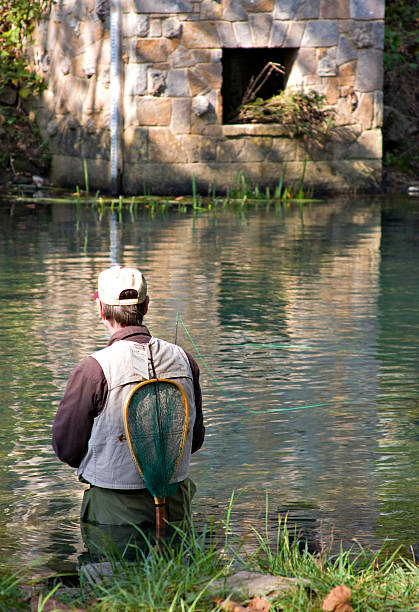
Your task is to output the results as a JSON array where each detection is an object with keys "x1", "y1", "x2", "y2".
[{"x1": 223, "y1": 124, "x2": 290, "y2": 137}]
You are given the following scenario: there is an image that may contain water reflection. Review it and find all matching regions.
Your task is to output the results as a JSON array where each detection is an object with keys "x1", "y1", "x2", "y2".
[{"x1": 0, "y1": 196, "x2": 417, "y2": 569}]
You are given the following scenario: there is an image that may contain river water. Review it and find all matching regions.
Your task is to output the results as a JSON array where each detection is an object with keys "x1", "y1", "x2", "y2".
[{"x1": 0, "y1": 195, "x2": 418, "y2": 570}]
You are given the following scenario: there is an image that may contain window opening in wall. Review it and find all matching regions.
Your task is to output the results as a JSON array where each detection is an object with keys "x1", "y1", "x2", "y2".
[{"x1": 221, "y1": 48, "x2": 297, "y2": 124}]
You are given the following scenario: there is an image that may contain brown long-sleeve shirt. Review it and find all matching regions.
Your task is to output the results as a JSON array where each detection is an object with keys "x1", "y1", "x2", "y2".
[{"x1": 52, "y1": 325, "x2": 205, "y2": 468}]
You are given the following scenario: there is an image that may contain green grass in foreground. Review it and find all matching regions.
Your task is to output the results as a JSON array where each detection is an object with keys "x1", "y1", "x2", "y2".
[{"x1": 1, "y1": 499, "x2": 418, "y2": 611}]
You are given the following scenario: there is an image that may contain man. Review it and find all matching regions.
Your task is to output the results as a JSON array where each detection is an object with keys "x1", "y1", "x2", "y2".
[{"x1": 52, "y1": 265, "x2": 204, "y2": 530}]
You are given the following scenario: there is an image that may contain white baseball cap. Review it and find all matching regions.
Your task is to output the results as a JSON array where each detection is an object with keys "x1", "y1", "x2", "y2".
[{"x1": 94, "y1": 266, "x2": 147, "y2": 305}]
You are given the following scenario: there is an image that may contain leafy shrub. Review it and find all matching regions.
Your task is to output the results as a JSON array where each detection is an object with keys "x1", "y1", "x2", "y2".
[{"x1": 0, "y1": 0, "x2": 52, "y2": 99}]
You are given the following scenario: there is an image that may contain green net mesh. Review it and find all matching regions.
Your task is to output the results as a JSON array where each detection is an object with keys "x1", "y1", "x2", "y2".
[{"x1": 124, "y1": 380, "x2": 188, "y2": 500}]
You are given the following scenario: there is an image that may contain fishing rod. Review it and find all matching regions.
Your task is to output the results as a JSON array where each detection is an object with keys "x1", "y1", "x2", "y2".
[{"x1": 175, "y1": 312, "x2": 325, "y2": 415}]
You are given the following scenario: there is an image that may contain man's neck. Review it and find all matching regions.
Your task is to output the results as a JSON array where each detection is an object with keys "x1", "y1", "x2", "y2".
[{"x1": 103, "y1": 319, "x2": 124, "y2": 336}]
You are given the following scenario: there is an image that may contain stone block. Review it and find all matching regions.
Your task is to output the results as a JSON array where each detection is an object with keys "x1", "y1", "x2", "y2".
[
  {"x1": 170, "y1": 46, "x2": 196, "y2": 68},
  {"x1": 210, "y1": 49, "x2": 223, "y2": 62},
  {"x1": 324, "y1": 78, "x2": 339, "y2": 104},
  {"x1": 350, "y1": 0, "x2": 384, "y2": 20},
  {"x1": 320, "y1": 0, "x2": 350, "y2": 18},
  {"x1": 123, "y1": 14, "x2": 149, "y2": 37},
  {"x1": 217, "y1": 137, "x2": 272, "y2": 163},
  {"x1": 223, "y1": 0, "x2": 248, "y2": 21},
  {"x1": 123, "y1": 127, "x2": 148, "y2": 164},
  {"x1": 181, "y1": 21, "x2": 220, "y2": 49},
  {"x1": 302, "y1": 75, "x2": 324, "y2": 93},
  {"x1": 133, "y1": 0, "x2": 192, "y2": 12},
  {"x1": 134, "y1": 39, "x2": 169, "y2": 64},
  {"x1": 163, "y1": 18, "x2": 182, "y2": 39},
  {"x1": 136, "y1": 97, "x2": 171, "y2": 125},
  {"x1": 352, "y1": 23, "x2": 374, "y2": 48},
  {"x1": 269, "y1": 21, "x2": 288, "y2": 47},
  {"x1": 55, "y1": 76, "x2": 88, "y2": 116},
  {"x1": 243, "y1": 0, "x2": 274, "y2": 10},
  {"x1": 353, "y1": 92, "x2": 373, "y2": 130},
  {"x1": 187, "y1": 68, "x2": 210, "y2": 96},
  {"x1": 334, "y1": 95, "x2": 356, "y2": 126},
  {"x1": 373, "y1": 91, "x2": 383, "y2": 128},
  {"x1": 337, "y1": 35, "x2": 357, "y2": 65},
  {"x1": 295, "y1": 139, "x2": 335, "y2": 161},
  {"x1": 318, "y1": 55, "x2": 336, "y2": 77},
  {"x1": 338, "y1": 60, "x2": 356, "y2": 87},
  {"x1": 268, "y1": 138, "x2": 296, "y2": 162},
  {"x1": 192, "y1": 96, "x2": 210, "y2": 117},
  {"x1": 373, "y1": 22, "x2": 384, "y2": 49},
  {"x1": 297, "y1": 0, "x2": 320, "y2": 19},
  {"x1": 180, "y1": 135, "x2": 217, "y2": 162},
  {"x1": 296, "y1": 48, "x2": 318, "y2": 75},
  {"x1": 123, "y1": 95, "x2": 139, "y2": 127},
  {"x1": 301, "y1": 21, "x2": 338, "y2": 47},
  {"x1": 81, "y1": 129, "x2": 111, "y2": 160},
  {"x1": 233, "y1": 22, "x2": 254, "y2": 48},
  {"x1": 51, "y1": 155, "x2": 110, "y2": 191},
  {"x1": 166, "y1": 69, "x2": 190, "y2": 96},
  {"x1": 348, "y1": 129, "x2": 382, "y2": 158},
  {"x1": 148, "y1": 69, "x2": 167, "y2": 95},
  {"x1": 124, "y1": 64, "x2": 147, "y2": 96},
  {"x1": 356, "y1": 50, "x2": 383, "y2": 92},
  {"x1": 283, "y1": 22, "x2": 305, "y2": 47},
  {"x1": 190, "y1": 101, "x2": 219, "y2": 133},
  {"x1": 195, "y1": 62, "x2": 222, "y2": 88},
  {"x1": 150, "y1": 19, "x2": 162, "y2": 38},
  {"x1": 222, "y1": 124, "x2": 289, "y2": 136},
  {"x1": 171, "y1": 99, "x2": 191, "y2": 133},
  {"x1": 249, "y1": 14, "x2": 273, "y2": 47},
  {"x1": 273, "y1": 0, "x2": 299, "y2": 20},
  {"x1": 216, "y1": 22, "x2": 238, "y2": 48},
  {"x1": 201, "y1": 0, "x2": 223, "y2": 19},
  {"x1": 148, "y1": 128, "x2": 186, "y2": 162}
]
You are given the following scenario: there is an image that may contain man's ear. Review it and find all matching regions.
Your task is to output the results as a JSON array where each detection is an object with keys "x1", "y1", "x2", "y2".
[{"x1": 143, "y1": 295, "x2": 149, "y2": 315}]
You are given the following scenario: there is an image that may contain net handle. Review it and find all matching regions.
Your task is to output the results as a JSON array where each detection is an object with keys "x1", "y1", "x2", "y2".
[{"x1": 154, "y1": 497, "x2": 166, "y2": 541}]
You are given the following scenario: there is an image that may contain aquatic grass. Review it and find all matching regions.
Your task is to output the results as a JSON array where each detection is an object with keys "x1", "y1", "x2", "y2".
[{"x1": 83, "y1": 158, "x2": 89, "y2": 196}]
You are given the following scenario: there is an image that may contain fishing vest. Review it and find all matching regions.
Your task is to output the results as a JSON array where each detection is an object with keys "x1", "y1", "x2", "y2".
[{"x1": 77, "y1": 337, "x2": 196, "y2": 490}]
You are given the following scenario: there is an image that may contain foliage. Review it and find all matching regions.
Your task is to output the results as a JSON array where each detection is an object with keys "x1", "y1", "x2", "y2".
[
  {"x1": 384, "y1": 0, "x2": 419, "y2": 76},
  {"x1": 0, "y1": 1, "x2": 52, "y2": 182},
  {"x1": 383, "y1": 0, "x2": 419, "y2": 177},
  {"x1": 0, "y1": 105, "x2": 50, "y2": 181},
  {"x1": 232, "y1": 89, "x2": 334, "y2": 140},
  {"x1": 0, "y1": 0, "x2": 52, "y2": 97}
]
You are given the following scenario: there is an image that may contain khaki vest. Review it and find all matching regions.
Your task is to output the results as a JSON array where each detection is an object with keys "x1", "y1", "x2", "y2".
[{"x1": 77, "y1": 337, "x2": 196, "y2": 489}]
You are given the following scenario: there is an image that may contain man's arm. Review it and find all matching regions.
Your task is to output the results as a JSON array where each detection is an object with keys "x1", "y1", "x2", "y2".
[
  {"x1": 52, "y1": 356, "x2": 107, "y2": 467},
  {"x1": 185, "y1": 351, "x2": 205, "y2": 453}
]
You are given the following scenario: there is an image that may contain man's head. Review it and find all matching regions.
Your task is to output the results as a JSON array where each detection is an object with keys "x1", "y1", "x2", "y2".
[{"x1": 95, "y1": 266, "x2": 149, "y2": 328}]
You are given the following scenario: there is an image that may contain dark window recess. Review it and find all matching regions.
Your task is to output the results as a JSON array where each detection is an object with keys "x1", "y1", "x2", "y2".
[{"x1": 221, "y1": 48, "x2": 298, "y2": 124}]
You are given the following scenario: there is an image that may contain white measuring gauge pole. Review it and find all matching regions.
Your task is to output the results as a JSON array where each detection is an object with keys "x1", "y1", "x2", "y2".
[{"x1": 110, "y1": 0, "x2": 122, "y2": 195}]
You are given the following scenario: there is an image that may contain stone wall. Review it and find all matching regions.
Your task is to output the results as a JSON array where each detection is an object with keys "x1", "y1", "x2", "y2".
[{"x1": 30, "y1": 0, "x2": 384, "y2": 194}]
